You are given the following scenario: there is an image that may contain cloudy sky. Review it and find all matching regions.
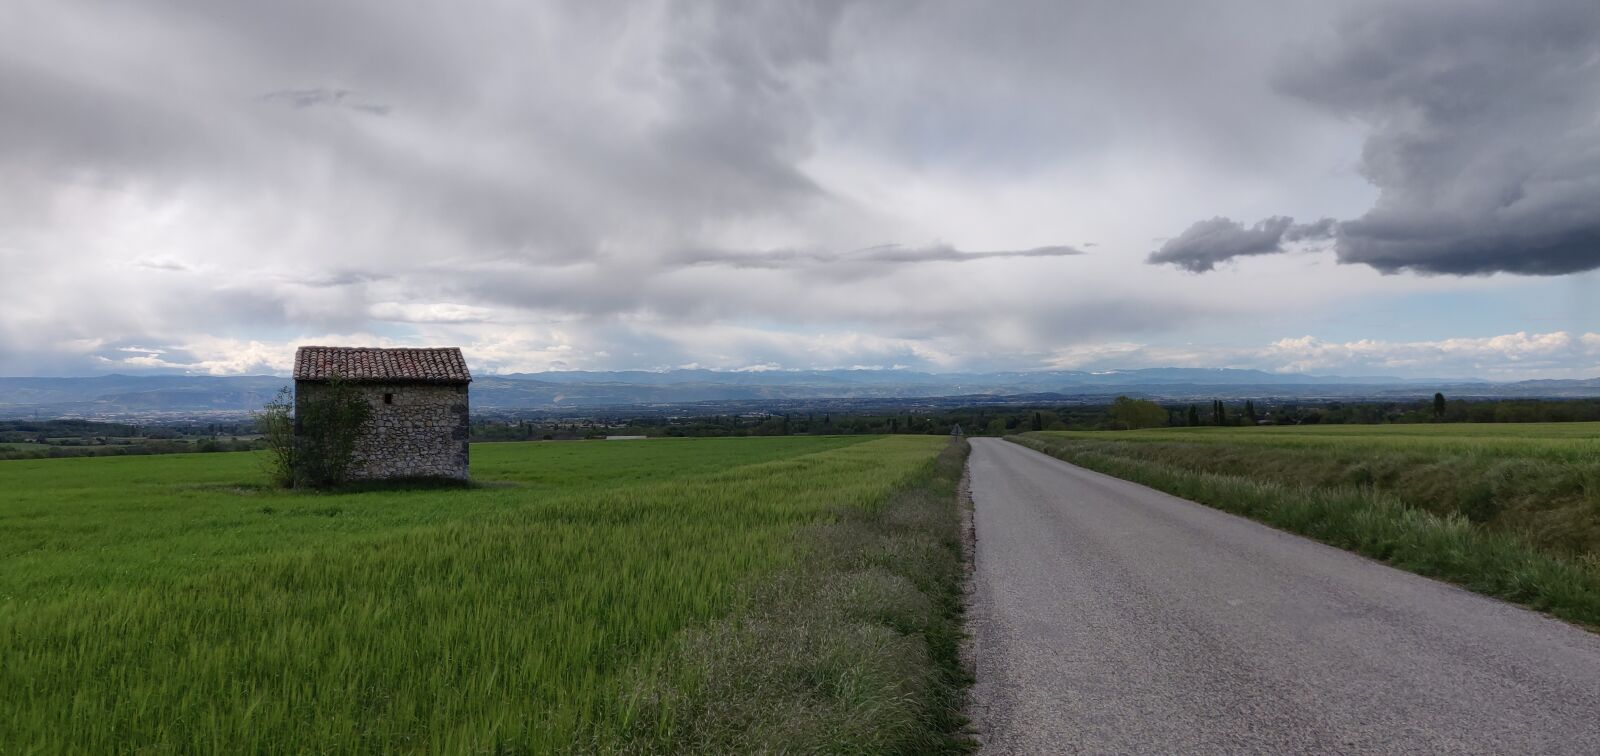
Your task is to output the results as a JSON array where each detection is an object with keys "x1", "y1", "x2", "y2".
[{"x1": 3, "y1": 0, "x2": 1598, "y2": 379}]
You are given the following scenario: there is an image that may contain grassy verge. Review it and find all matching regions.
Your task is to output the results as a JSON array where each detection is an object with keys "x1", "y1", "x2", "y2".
[
  {"x1": 1015, "y1": 423, "x2": 1600, "y2": 555},
  {"x1": 1011, "y1": 432, "x2": 1600, "y2": 629},
  {"x1": 605, "y1": 438, "x2": 973, "y2": 753}
]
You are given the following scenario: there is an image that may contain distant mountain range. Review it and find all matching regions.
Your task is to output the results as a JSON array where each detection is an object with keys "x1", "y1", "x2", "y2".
[{"x1": 1, "y1": 369, "x2": 1597, "y2": 418}]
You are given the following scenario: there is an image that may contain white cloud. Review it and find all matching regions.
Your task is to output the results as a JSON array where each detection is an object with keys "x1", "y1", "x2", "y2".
[
  {"x1": 367, "y1": 302, "x2": 495, "y2": 324},
  {"x1": 1263, "y1": 332, "x2": 1600, "y2": 378},
  {"x1": 49, "y1": 324, "x2": 1600, "y2": 382},
  {"x1": 1044, "y1": 330, "x2": 1600, "y2": 381}
]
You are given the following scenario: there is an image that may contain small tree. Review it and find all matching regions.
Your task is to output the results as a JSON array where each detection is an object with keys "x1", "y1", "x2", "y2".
[
  {"x1": 1110, "y1": 396, "x2": 1168, "y2": 430},
  {"x1": 1214, "y1": 400, "x2": 1227, "y2": 425},
  {"x1": 1433, "y1": 392, "x2": 1447, "y2": 419},
  {"x1": 1245, "y1": 400, "x2": 1259, "y2": 425},
  {"x1": 294, "y1": 377, "x2": 373, "y2": 488},
  {"x1": 256, "y1": 386, "x2": 297, "y2": 488},
  {"x1": 1031, "y1": 411, "x2": 1044, "y2": 432},
  {"x1": 1186, "y1": 404, "x2": 1201, "y2": 427}
]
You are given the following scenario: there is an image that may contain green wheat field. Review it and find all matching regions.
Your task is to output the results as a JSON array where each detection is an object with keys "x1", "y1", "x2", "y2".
[{"x1": 1, "y1": 435, "x2": 947, "y2": 752}]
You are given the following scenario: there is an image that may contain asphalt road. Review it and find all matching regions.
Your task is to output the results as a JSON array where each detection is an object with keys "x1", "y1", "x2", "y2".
[{"x1": 966, "y1": 437, "x2": 1600, "y2": 755}]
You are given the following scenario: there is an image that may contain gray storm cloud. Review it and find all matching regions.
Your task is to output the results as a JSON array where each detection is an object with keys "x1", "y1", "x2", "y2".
[
  {"x1": 677, "y1": 244, "x2": 1083, "y2": 270},
  {"x1": 1148, "y1": 217, "x2": 1335, "y2": 273},
  {"x1": 259, "y1": 88, "x2": 391, "y2": 115},
  {"x1": 1155, "y1": 0, "x2": 1600, "y2": 276}
]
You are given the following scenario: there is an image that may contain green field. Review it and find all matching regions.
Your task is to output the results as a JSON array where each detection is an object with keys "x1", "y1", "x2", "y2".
[
  {"x1": 1055, "y1": 421, "x2": 1600, "y2": 453},
  {"x1": 1, "y1": 435, "x2": 954, "y2": 752},
  {"x1": 1015, "y1": 423, "x2": 1600, "y2": 626},
  {"x1": 0, "y1": 442, "x2": 51, "y2": 451}
]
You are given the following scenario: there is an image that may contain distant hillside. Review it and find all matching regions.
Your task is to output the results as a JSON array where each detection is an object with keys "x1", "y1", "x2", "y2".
[
  {"x1": 0, "y1": 369, "x2": 1595, "y2": 418},
  {"x1": 0, "y1": 375, "x2": 290, "y2": 417},
  {"x1": 498, "y1": 367, "x2": 1394, "y2": 387}
]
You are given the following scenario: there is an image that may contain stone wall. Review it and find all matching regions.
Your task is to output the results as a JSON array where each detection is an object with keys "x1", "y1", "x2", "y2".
[{"x1": 296, "y1": 381, "x2": 469, "y2": 481}]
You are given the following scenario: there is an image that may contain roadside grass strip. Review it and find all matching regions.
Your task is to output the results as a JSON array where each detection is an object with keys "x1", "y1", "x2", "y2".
[
  {"x1": 604, "y1": 438, "x2": 973, "y2": 753},
  {"x1": 1011, "y1": 433, "x2": 1600, "y2": 629}
]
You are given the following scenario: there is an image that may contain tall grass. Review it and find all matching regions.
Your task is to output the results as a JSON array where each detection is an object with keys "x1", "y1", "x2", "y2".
[
  {"x1": 1016, "y1": 424, "x2": 1600, "y2": 555},
  {"x1": 1013, "y1": 427, "x2": 1600, "y2": 628},
  {"x1": 605, "y1": 439, "x2": 972, "y2": 753},
  {"x1": 1, "y1": 436, "x2": 947, "y2": 752}
]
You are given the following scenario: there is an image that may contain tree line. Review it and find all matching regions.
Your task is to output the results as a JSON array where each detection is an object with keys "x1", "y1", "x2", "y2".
[{"x1": 8, "y1": 394, "x2": 1600, "y2": 462}]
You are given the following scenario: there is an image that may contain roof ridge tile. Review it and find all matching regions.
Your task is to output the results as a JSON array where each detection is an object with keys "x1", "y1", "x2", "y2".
[{"x1": 292, "y1": 346, "x2": 472, "y2": 383}]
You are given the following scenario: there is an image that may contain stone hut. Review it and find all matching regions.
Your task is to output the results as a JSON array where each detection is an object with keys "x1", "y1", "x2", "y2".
[{"x1": 293, "y1": 346, "x2": 472, "y2": 481}]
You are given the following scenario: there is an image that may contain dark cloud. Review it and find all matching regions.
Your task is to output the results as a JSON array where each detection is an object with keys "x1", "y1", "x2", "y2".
[
  {"x1": 1161, "y1": 0, "x2": 1600, "y2": 276},
  {"x1": 259, "y1": 88, "x2": 390, "y2": 115},
  {"x1": 1284, "y1": 218, "x2": 1337, "y2": 243},
  {"x1": 677, "y1": 243, "x2": 1082, "y2": 270},
  {"x1": 282, "y1": 271, "x2": 395, "y2": 289},
  {"x1": 134, "y1": 258, "x2": 191, "y2": 272},
  {"x1": 1147, "y1": 216, "x2": 1334, "y2": 273},
  {"x1": 1284, "y1": 0, "x2": 1600, "y2": 276},
  {"x1": 861, "y1": 244, "x2": 1081, "y2": 263}
]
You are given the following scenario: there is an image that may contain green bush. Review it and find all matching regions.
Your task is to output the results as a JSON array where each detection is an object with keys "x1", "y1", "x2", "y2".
[
  {"x1": 255, "y1": 378, "x2": 374, "y2": 489},
  {"x1": 255, "y1": 386, "x2": 297, "y2": 487}
]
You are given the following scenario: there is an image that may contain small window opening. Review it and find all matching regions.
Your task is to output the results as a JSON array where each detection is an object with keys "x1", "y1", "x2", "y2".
[{"x1": 383, "y1": 393, "x2": 394, "y2": 405}]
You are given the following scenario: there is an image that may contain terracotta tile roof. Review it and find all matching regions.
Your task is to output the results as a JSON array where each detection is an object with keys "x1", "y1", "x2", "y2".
[{"x1": 293, "y1": 346, "x2": 472, "y2": 383}]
